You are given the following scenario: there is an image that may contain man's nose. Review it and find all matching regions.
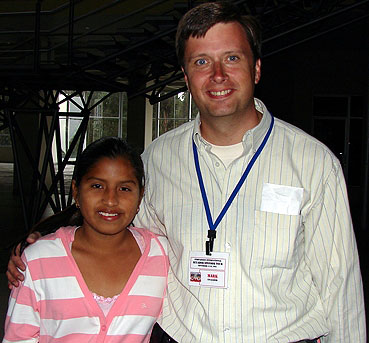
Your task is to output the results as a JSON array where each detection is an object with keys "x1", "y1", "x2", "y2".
[{"x1": 211, "y1": 62, "x2": 228, "y2": 83}]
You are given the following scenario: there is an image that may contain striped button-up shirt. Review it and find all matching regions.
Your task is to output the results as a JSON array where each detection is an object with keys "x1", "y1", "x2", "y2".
[{"x1": 136, "y1": 98, "x2": 365, "y2": 342}]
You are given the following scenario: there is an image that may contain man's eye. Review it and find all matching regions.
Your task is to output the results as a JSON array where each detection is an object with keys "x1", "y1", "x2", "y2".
[
  {"x1": 195, "y1": 59, "x2": 207, "y2": 66},
  {"x1": 120, "y1": 187, "x2": 131, "y2": 192},
  {"x1": 228, "y1": 55, "x2": 239, "y2": 62},
  {"x1": 91, "y1": 184, "x2": 102, "y2": 189}
]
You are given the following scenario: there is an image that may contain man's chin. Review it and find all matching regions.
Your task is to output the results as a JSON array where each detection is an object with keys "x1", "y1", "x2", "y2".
[{"x1": 201, "y1": 108, "x2": 237, "y2": 119}]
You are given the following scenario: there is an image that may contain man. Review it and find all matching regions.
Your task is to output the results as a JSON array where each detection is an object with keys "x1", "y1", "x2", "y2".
[{"x1": 7, "y1": 2, "x2": 366, "y2": 342}]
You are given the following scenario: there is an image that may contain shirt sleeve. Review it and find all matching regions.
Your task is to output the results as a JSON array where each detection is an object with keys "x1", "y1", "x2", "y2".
[
  {"x1": 134, "y1": 181, "x2": 166, "y2": 236},
  {"x1": 3, "y1": 256, "x2": 40, "y2": 342},
  {"x1": 304, "y1": 160, "x2": 366, "y2": 342},
  {"x1": 134, "y1": 151, "x2": 166, "y2": 236}
]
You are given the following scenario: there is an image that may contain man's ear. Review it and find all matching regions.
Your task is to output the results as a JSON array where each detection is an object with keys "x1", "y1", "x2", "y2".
[
  {"x1": 182, "y1": 67, "x2": 189, "y2": 89},
  {"x1": 254, "y1": 59, "x2": 261, "y2": 84}
]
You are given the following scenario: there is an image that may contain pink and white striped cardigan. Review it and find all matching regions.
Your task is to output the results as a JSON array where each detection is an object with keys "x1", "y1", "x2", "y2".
[{"x1": 3, "y1": 226, "x2": 169, "y2": 343}]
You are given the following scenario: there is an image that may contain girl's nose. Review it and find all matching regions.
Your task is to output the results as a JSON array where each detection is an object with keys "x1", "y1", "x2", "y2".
[{"x1": 103, "y1": 188, "x2": 118, "y2": 206}]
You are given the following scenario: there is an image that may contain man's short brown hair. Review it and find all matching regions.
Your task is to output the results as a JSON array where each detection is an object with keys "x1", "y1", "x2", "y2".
[{"x1": 176, "y1": 1, "x2": 262, "y2": 69}]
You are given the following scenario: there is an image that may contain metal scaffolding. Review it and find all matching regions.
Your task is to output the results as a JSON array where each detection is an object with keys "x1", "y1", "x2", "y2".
[{"x1": 0, "y1": 0, "x2": 368, "y2": 230}]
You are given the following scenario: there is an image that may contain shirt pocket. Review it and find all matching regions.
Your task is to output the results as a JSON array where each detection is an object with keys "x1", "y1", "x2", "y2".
[{"x1": 252, "y1": 210, "x2": 302, "y2": 269}]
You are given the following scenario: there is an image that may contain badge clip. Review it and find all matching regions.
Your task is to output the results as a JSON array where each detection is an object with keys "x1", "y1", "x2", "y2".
[{"x1": 206, "y1": 230, "x2": 216, "y2": 255}]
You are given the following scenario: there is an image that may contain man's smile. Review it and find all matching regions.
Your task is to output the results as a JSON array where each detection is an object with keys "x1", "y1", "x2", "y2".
[{"x1": 208, "y1": 89, "x2": 233, "y2": 97}]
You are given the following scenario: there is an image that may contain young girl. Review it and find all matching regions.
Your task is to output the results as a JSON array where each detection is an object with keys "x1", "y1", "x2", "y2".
[{"x1": 3, "y1": 137, "x2": 169, "y2": 343}]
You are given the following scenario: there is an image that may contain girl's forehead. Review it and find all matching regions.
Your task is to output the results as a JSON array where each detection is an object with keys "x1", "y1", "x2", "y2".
[
  {"x1": 93, "y1": 156, "x2": 129, "y2": 166},
  {"x1": 86, "y1": 156, "x2": 135, "y2": 176}
]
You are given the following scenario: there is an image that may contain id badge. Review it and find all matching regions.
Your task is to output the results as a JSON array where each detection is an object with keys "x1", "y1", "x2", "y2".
[{"x1": 188, "y1": 251, "x2": 229, "y2": 288}]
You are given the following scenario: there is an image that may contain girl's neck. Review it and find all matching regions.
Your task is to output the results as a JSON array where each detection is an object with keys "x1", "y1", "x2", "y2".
[
  {"x1": 71, "y1": 226, "x2": 142, "y2": 298},
  {"x1": 74, "y1": 225, "x2": 132, "y2": 254}
]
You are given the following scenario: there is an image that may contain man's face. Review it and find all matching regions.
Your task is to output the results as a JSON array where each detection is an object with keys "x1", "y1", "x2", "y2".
[{"x1": 182, "y1": 22, "x2": 261, "y2": 121}]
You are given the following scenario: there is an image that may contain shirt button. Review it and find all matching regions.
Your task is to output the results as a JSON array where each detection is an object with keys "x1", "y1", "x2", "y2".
[
  {"x1": 101, "y1": 325, "x2": 107, "y2": 331},
  {"x1": 215, "y1": 162, "x2": 220, "y2": 167},
  {"x1": 224, "y1": 327, "x2": 230, "y2": 332}
]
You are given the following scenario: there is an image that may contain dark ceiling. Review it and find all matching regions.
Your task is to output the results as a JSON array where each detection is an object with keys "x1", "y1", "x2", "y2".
[
  {"x1": 0, "y1": 0, "x2": 368, "y2": 104},
  {"x1": 1, "y1": 0, "x2": 368, "y2": 231}
]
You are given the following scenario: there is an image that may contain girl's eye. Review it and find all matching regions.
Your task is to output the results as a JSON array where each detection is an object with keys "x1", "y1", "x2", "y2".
[
  {"x1": 195, "y1": 58, "x2": 207, "y2": 66},
  {"x1": 120, "y1": 187, "x2": 131, "y2": 192},
  {"x1": 91, "y1": 184, "x2": 103, "y2": 189}
]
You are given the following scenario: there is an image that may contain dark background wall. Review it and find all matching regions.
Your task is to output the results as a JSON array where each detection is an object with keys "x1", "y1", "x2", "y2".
[{"x1": 256, "y1": 18, "x2": 369, "y2": 328}]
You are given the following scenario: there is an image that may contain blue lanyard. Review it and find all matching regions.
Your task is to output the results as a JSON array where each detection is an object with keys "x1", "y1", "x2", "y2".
[{"x1": 192, "y1": 115, "x2": 274, "y2": 254}]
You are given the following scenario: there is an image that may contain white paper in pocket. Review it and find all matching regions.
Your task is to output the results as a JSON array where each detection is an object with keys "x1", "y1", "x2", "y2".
[{"x1": 260, "y1": 183, "x2": 304, "y2": 215}]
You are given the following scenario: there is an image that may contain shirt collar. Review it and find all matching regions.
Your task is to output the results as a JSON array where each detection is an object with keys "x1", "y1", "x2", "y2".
[
  {"x1": 193, "y1": 98, "x2": 273, "y2": 153},
  {"x1": 193, "y1": 115, "x2": 212, "y2": 152},
  {"x1": 249, "y1": 98, "x2": 272, "y2": 153}
]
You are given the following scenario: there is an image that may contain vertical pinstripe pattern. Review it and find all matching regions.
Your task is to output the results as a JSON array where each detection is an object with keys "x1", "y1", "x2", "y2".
[
  {"x1": 3, "y1": 226, "x2": 169, "y2": 343},
  {"x1": 136, "y1": 98, "x2": 366, "y2": 342}
]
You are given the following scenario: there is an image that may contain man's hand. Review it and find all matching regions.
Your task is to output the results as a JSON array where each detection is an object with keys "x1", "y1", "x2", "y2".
[{"x1": 6, "y1": 232, "x2": 41, "y2": 289}]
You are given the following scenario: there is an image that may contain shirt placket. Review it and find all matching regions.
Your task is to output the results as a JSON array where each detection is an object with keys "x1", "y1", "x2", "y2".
[
  {"x1": 220, "y1": 146, "x2": 254, "y2": 342},
  {"x1": 218, "y1": 163, "x2": 239, "y2": 341}
]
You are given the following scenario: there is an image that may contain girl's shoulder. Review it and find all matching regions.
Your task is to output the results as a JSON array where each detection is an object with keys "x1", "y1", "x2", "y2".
[
  {"x1": 40, "y1": 225, "x2": 76, "y2": 240},
  {"x1": 130, "y1": 227, "x2": 168, "y2": 256},
  {"x1": 23, "y1": 226, "x2": 77, "y2": 261}
]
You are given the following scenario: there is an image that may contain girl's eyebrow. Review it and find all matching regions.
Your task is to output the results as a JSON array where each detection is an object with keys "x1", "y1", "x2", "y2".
[
  {"x1": 85, "y1": 176, "x2": 105, "y2": 182},
  {"x1": 86, "y1": 176, "x2": 137, "y2": 184}
]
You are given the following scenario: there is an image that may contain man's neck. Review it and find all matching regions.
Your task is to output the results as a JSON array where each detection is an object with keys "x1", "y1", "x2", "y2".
[{"x1": 200, "y1": 109, "x2": 262, "y2": 146}]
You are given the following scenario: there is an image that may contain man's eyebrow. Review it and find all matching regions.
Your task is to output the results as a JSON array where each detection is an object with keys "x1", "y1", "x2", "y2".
[
  {"x1": 188, "y1": 50, "x2": 245, "y2": 59},
  {"x1": 188, "y1": 53, "x2": 208, "y2": 59},
  {"x1": 223, "y1": 49, "x2": 245, "y2": 55}
]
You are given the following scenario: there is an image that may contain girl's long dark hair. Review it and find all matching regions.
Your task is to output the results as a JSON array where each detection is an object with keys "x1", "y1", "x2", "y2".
[{"x1": 17, "y1": 137, "x2": 144, "y2": 255}]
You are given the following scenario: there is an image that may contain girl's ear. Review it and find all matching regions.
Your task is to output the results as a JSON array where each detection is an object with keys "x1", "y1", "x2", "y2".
[
  {"x1": 137, "y1": 189, "x2": 144, "y2": 208},
  {"x1": 71, "y1": 180, "x2": 79, "y2": 204},
  {"x1": 140, "y1": 187, "x2": 145, "y2": 201}
]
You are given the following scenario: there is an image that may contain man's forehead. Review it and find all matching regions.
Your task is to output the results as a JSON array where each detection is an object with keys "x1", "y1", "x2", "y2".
[
  {"x1": 188, "y1": 21, "x2": 245, "y2": 39},
  {"x1": 184, "y1": 23, "x2": 251, "y2": 57}
]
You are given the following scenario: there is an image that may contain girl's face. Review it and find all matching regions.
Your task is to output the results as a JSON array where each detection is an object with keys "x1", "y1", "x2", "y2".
[{"x1": 72, "y1": 157, "x2": 143, "y2": 237}]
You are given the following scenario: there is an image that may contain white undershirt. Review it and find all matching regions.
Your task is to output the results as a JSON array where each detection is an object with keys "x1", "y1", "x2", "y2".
[{"x1": 207, "y1": 141, "x2": 243, "y2": 168}]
